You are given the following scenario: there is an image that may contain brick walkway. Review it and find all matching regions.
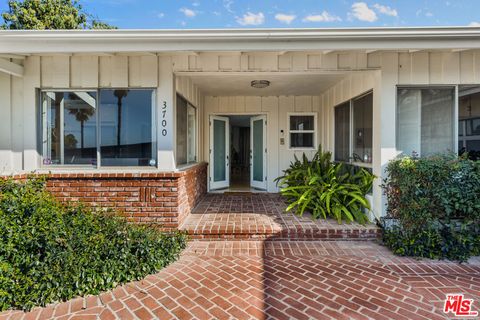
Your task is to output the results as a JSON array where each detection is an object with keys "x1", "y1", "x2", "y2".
[
  {"x1": 2, "y1": 241, "x2": 479, "y2": 320},
  {"x1": 181, "y1": 194, "x2": 379, "y2": 240}
]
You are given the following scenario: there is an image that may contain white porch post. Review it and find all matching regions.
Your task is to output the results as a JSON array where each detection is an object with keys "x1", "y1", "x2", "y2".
[
  {"x1": 374, "y1": 53, "x2": 400, "y2": 218},
  {"x1": 23, "y1": 56, "x2": 40, "y2": 171},
  {"x1": 0, "y1": 72, "x2": 12, "y2": 172},
  {"x1": 157, "y1": 56, "x2": 176, "y2": 171}
]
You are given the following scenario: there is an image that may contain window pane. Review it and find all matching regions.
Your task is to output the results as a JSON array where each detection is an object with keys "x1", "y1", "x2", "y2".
[
  {"x1": 421, "y1": 88, "x2": 454, "y2": 156},
  {"x1": 252, "y1": 119, "x2": 264, "y2": 181},
  {"x1": 213, "y1": 119, "x2": 226, "y2": 182},
  {"x1": 398, "y1": 88, "x2": 454, "y2": 157},
  {"x1": 290, "y1": 115, "x2": 314, "y2": 131},
  {"x1": 176, "y1": 95, "x2": 188, "y2": 165},
  {"x1": 176, "y1": 96, "x2": 197, "y2": 165},
  {"x1": 290, "y1": 133, "x2": 314, "y2": 148},
  {"x1": 42, "y1": 91, "x2": 97, "y2": 166},
  {"x1": 100, "y1": 89, "x2": 155, "y2": 166},
  {"x1": 397, "y1": 89, "x2": 421, "y2": 156},
  {"x1": 187, "y1": 105, "x2": 196, "y2": 162},
  {"x1": 459, "y1": 86, "x2": 480, "y2": 158},
  {"x1": 334, "y1": 102, "x2": 350, "y2": 161},
  {"x1": 352, "y1": 93, "x2": 373, "y2": 163}
]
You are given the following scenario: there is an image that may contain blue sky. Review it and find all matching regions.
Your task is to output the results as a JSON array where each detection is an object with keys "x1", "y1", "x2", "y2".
[{"x1": 2, "y1": 0, "x2": 480, "y2": 29}]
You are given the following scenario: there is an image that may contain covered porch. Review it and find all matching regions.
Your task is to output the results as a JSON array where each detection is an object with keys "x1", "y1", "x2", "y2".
[{"x1": 175, "y1": 66, "x2": 381, "y2": 220}]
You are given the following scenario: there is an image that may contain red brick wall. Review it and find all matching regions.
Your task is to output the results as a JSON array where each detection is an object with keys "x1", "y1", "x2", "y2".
[
  {"x1": 177, "y1": 163, "x2": 208, "y2": 227},
  {"x1": 3, "y1": 163, "x2": 208, "y2": 230}
]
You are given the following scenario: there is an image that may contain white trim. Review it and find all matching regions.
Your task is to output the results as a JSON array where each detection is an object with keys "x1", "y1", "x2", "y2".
[
  {"x1": 0, "y1": 58, "x2": 23, "y2": 77},
  {"x1": 287, "y1": 112, "x2": 318, "y2": 150},
  {"x1": 250, "y1": 115, "x2": 267, "y2": 190},
  {"x1": 454, "y1": 86, "x2": 459, "y2": 154},
  {"x1": 209, "y1": 115, "x2": 230, "y2": 190},
  {"x1": 2, "y1": 27, "x2": 480, "y2": 53}
]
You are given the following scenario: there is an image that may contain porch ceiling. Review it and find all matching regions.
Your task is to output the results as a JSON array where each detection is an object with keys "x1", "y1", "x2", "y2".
[{"x1": 185, "y1": 72, "x2": 347, "y2": 96}]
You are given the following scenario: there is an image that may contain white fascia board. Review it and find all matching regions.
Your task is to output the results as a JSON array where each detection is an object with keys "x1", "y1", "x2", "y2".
[
  {"x1": 1, "y1": 27, "x2": 480, "y2": 54},
  {"x1": 0, "y1": 58, "x2": 23, "y2": 77}
]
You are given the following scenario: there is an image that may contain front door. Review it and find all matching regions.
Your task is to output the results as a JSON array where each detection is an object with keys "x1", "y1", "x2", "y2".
[
  {"x1": 250, "y1": 115, "x2": 267, "y2": 190},
  {"x1": 210, "y1": 116, "x2": 230, "y2": 190}
]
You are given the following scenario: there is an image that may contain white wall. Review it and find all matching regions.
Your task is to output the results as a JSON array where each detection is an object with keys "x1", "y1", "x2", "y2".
[{"x1": 172, "y1": 51, "x2": 369, "y2": 73}]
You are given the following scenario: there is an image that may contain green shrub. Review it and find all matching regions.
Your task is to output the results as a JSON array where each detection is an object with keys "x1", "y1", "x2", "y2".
[
  {"x1": 0, "y1": 176, "x2": 187, "y2": 311},
  {"x1": 381, "y1": 153, "x2": 480, "y2": 262},
  {"x1": 275, "y1": 146, "x2": 374, "y2": 224}
]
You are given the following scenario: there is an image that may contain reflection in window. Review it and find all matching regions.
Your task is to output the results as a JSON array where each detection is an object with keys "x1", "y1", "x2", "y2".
[
  {"x1": 459, "y1": 86, "x2": 480, "y2": 160},
  {"x1": 176, "y1": 95, "x2": 197, "y2": 165},
  {"x1": 42, "y1": 91, "x2": 97, "y2": 165},
  {"x1": 289, "y1": 114, "x2": 316, "y2": 148},
  {"x1": 352, "y1": 93, "x2": 373, "y2": 163},
  {"x1": 334, "y1": 92, "x2": 373, "y2": 165},
  {"x1": 334, "y1": 102, "x2": 351, "y2": 162},
  {"x1": 100, "y1": 89, "x2": 155, "y2": 166},
  {"x1": 397, "y1": 88, "x2": 454, "y2": 157}
]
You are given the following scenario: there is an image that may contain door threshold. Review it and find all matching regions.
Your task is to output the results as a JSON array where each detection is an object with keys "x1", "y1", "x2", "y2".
[{"x1": 210, "y1": 187, "x2": 267, "y2": 194}]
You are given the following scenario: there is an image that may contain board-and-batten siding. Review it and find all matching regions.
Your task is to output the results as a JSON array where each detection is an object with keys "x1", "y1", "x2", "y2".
[
  {"x1": 173, "y1": 52, "x2": 370, "y2": 72},
  {"x1": 40, "y1": 55, "x2": 159, "y2": 88},
  {"x1": 202, "y1": 95, "x2": 322, "y2": 192}
]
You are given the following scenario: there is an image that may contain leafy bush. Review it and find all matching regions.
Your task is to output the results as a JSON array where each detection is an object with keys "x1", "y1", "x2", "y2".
[
  {"x1": 381, "y1": 153, "x2": 480, "y2": 262},
  {"x1": 0, "y1": 176, "x2": 187, "y2": 311},
  {"x1": 275, "y1": 146, "x2": 374, "y2": 224}
]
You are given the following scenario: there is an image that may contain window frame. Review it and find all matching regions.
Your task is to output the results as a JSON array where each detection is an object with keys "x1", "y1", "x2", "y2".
[
  {"x1": 333, "y1": 90, "x2": 373, "y2": 168},
  {"x1": 39, "y1": 88, "x2": 157, "y2": 169},
  {"x1": 287, "y1": 112, "x2": 318, "y2": 150},
  {"x1": 175, "y1": 93, "x2": 198, "y2": 166},
  {"x1": 395, "y1": 85, "x2": 458, "y2": 157}
]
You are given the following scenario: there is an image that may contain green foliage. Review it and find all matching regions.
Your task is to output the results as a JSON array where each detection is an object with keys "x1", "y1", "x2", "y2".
[
  {"x1": 0, "y1": 177, "x2": 187, "y2": 311},
  {"x1": 381, "y1": 153, "x2": 480, "y2": 262},
  {"x1": 275, "y1": 146, "x2": 374, "y2": 224},
  {"x1": 1, "y1": 0, "x2": 116, "y2": 30}
]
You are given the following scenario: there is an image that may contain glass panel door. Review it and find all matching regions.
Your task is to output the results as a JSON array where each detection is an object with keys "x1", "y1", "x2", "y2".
[
  {"x1": 250, "y1": 115, "x2": 267, "y2": 190},
  {"x1": 210, "y1": 116, "x2": 230, "y2": 190}
]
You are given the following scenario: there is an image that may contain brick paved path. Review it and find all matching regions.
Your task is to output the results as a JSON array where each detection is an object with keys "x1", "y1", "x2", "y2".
[
  {"x1": 181, "y1": 194, "x2": 379, "y2": 240},
  {"x1": 2, "y1": 240, "x2": 479, "y2": 320}
]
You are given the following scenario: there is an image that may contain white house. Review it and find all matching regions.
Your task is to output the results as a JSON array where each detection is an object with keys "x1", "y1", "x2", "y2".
[{"x1": 1, "y1": 27, "x2": 480, "y2": 222}]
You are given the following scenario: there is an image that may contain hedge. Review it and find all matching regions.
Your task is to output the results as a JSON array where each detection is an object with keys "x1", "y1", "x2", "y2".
[
  {"x1": 0, "y1": 176, "x2": 187, "y2": 311},
  {"x1": 381, "y1": 153, "x2": 480, "y2": 262}
]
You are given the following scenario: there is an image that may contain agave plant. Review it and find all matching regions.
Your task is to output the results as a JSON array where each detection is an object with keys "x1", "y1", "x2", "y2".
[{"x1": 275, "y1": 146, "x2": 374, "y2": 224}]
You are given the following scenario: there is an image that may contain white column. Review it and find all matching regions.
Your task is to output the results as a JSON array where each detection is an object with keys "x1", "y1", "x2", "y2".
[
  {"x1": 23, "y1": 56, "x2": 41, "y2": 171},
  {"x1": 374, "y1": 53, "x2": 400, "y2": 218},
  {"x1": 0, "y1": 72, "x2": 12, "y2": 173},
  {"x1": 157, "y1": 56, "x2": 176, "y2": 171}
]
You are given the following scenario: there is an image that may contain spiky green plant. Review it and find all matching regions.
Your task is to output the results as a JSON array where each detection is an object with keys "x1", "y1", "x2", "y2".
[{"x1": 275, "y1": 146, "x2": 374, "y2": 224}]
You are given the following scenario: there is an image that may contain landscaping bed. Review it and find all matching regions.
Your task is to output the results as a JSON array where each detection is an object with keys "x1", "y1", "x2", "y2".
[
  {"x1": 381, "y1": 153, "x2": 480, "y2": 262},
  {"x1": 0, "y1": 176, "x2": 187, "y2": 311}
]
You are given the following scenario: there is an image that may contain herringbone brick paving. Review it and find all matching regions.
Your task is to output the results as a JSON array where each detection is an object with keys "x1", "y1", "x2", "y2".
[
  {"x1": 181, "y1": 194, "x2": 380, "y2": 240},
  {"x1": 2, "y1": 240, "x2": 479, "y2": 320}
]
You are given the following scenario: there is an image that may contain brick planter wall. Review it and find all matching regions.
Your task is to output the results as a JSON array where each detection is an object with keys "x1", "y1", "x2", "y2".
[{"x1": 3, "y1": 163, "x2": 208, "y2": 230}]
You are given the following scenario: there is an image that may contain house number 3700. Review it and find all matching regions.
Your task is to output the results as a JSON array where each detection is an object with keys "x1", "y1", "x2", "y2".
[{"x1": 161, "y1": 101, "x2": 167, "y2": 136}]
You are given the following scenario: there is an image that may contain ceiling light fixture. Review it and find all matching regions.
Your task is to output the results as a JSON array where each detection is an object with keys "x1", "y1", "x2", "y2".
[{"x1": 251, "y1": 80, "x2": 270, "y2": 89}]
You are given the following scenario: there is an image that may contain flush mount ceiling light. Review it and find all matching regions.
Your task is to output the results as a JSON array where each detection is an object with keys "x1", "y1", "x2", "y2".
[{"x1": 251, "y1": 80, "x2": 270, "y2": 89}]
